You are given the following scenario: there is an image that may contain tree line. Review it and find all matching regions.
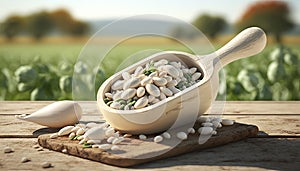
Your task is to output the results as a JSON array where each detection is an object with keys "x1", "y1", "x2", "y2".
[
  {"x1": 0, "y1": 9, "x2": 89, "y2": 41},
  {"x1": 174, "y1": 1, "x2": 295, "y2": 43}
]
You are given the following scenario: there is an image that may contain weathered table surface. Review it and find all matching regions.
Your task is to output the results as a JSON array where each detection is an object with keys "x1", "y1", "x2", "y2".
[{"x1": 0, "y1": 101, "x2": 299, "y2": 171}]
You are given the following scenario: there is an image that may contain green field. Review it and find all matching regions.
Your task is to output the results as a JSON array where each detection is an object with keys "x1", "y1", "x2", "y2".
[{"x1": 0, "y1": 39, "x2": 299, "y2": 101}]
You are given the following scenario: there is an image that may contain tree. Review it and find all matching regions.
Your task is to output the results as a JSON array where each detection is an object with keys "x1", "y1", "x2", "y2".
[
  {"x1": 1, "y1": 15, "x2": 24, "y2": 40},
  {"x1": 50, "y1": 9, "x2": 73, "y2": 34},
  {"x1": 68, "y1": 20, "x2": 89, "y2": 36},
  {"x1": 193, "y1": 14, "x2": 227, "y2": 40},
  {"x1": 50, "y1": 9, "x2": 89, "y2": 36},
  {"x1": 236, "y1": 1, "x2": 294, "y2": 43},
  {"x1": 26, "y1": 11, "x2": 54, "y2": 40}
]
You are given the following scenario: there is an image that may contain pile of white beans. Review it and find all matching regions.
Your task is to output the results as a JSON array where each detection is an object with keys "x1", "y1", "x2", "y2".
[
  {"x1": 49, "y1": 117, "x2": 235, "y2": 150},
  {"x1": 104, "y1": 59, "x2": 203, "y2": 110}
]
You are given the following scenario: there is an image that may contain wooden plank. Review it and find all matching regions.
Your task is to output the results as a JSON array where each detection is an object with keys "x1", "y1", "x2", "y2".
[
  {"x1": 225, "y1": 115, "x2": 300, "y2": 136},
  {"x1": 1, "y1": 138, "x2": 299, "y2": 170},
  {"x1": 38, "y1": 123, "x2": 258, "y2": 167},
  {"x1": 1, "y1": 114, "x2": 299, "y2": 137},
  {"x1": 0, "y1": 101, "x2": 99, "y2": 115},
  {"x1": 0, "y1": 101, "x2": 52, "y2": 115},
  {"x1": 223, "y1": 101, "x2": 300, "y2": 115},
  {"x1": 1, "y1": 101, "x2": 299, "y2": 115},
  {"x1": 135, "y1": 137, "x2": 300, "y2": 170}
]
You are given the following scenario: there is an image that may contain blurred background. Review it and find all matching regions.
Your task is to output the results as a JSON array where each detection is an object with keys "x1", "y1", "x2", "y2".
[{"x1": 0, "y1": 0, "x2": 299, "y2": 101}]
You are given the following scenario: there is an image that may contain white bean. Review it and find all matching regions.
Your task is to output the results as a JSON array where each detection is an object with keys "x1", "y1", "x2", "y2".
[
  {"x1": 198, "y1": 127, "x2": 213, "y2": 135},
  {"x1": 136, "y1": 87, "x2": 145, "y2": 97},
  {"x1": 123, "y1": 134, "x2": 132, "y2": 138},
  {"x1": 222, "y1": 119, "x2": 235, "y2": 126},
  {"x1": 159, "y1": 92, "x2": 166, "y2": 100},
  {"x1": 166, "y1": 80, "x2": 178, "y2": 87},
  {"x1": 69, "y1": 132, "x2": 76, "y2": 139},
  {"x1": 212, "y1": 121, "x2": 220, "y2": 128},
  {"x1": 98, "y1": 144, "x2": 111, "y2": 150},
  {"x1": 176, "y1": 132, "x2": 187, "y2": 140},
  {"x1": 112, "y1": 91, "x2": 122, "y2": 100},
  {"x1": 134, "y1": 66, "x2": 143, "y2": 76},
  {"x1": 145, "y1": 84, "x2": 160, "y2": 97},
  {"x1": 154, "y1": 135, "x2": 163, "y2": 143},
  {"x1": 141, "y1": 76, "x2": 153, "y2": 86},
  {"x1": 148, "y1": 95, "x2": 155, "y2": 103},
  {"x1": 111, "y1": 145, "x2": 120, "y2": 151},
  {"x1": 21, "y1": 157, "x2": 31, "y2": 163},
  {"x1": 197, "y1": 116, "x2": 210, "y2": 123},
  {"x1": 159, "y1": 71, "x2": 167, "y2": 77},
  {"x1": 139, "y1": 134, "x2": 147, "y2": 140},
  {"x1": 110, "y1": 102, "x2": 121, "y2": 109},
  {"x1": 77, "y1": 135, "x2": 85, "y2": 140},
  {"x1": 178, "y1": 70, "x2": 183, "y2": 77},
  {"x1": 152, "y1": 98, "x2": 160, "y2": 104},
  {"x1": 153, "y1": 77, "x2": 167, "y2": 86},
  {"x1": 50, "y1": 133, "x2": 58, "y2": 139},
  {"x1": 58, "y1": 126, "x2": 74, "y2": 136},
  {"x1": 189, "y1": 67, "x2": 197, "y2": 74},
  {"x1": 212, "y1": 117, "x2": 222, "y2": 123},
  {"x1": 159, "y1": 59, "x2": 168, "y2": 65},
  {"x1": 187, "y1": 128, "x2": 195, "y2": 134},
  {"x1": 111, "y1": 80, "x2": 124, "y2": 90},
  {"x1": 134, "y1": 96, "x2": 148, "y2": 109},
  {"x1": 78, "y1": 139, "x2": 86, "y2": 145},
  {"x1": 149, "y1": 71, "x2": 158, "y2": 78},
  {"x1": 92, "y1": 145, "x2": 99, "y2": 148},
  {"x1": 107, "y1": 136, "x2": 116, "y2": 143},
  {"x1": 201, "y1": 122, "x2": 213, "y2": 127},
  {"x1": 192, "y1": 72, "x2": 201, "y2": 81},
  {"x1": 121, "y1": 88, "x2": 137, "y2": 100},
  {"x1": 4, "y1": 147, "x2": 13, "y2": 153},
  {"x1": 168, "y1": 86, "x2": 180, "y2": 94},
  {"x1": 160, "y1": 87, "x2": 173, "y2": 97},
  {"x1": 105, "y1": 92, "x2": 113, "y2": 99},
  {"x1": 182, "y1": 68, "x2": 189, "y2": 73},
  {"x1": 164, "y1": 76, "x2": 172, "y2": 82},
  {"x1": 76, "y1": 128, "x2": 85, "y2": 136},
  {"x1": 122, "y1": 72, "x2": 131, "y2": 80},
  {"x1": 123, "y1": 77, "x2": 140, "y2": 90},
  {"x1": 162, "y1": 132, "x2": 171, "y2": 139},
  {"x1": 42, "y1": 162, "x2": 51, "y2": 168},
  {"x1": 87, "y1": 139, "x2": 102, "y2": 144},
  {"x1": 163, "y1": 65, "x2": 179, "y2": 78},
  {"x1": 112, "y1": 137, "x2": 124, "y2": 144}
]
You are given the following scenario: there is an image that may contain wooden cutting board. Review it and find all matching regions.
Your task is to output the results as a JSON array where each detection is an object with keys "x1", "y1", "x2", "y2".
[{"x1": 38, "y1": 122, "x2": 258, "y2": 167}]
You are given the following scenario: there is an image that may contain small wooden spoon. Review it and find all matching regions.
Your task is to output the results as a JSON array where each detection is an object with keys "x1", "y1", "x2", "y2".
[{"x1": 97, "y1": 27, "x2": 267, "y2": 134}]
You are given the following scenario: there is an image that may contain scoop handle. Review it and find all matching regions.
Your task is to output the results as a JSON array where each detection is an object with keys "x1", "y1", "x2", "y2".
[{"x1": 213, "y1": 27, "x2": 267, "y2": 70}]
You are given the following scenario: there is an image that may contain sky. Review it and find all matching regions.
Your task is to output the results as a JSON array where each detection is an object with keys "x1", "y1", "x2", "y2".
[{"x1": 0, "y1": 0, "x2": 299, "y2": 24}]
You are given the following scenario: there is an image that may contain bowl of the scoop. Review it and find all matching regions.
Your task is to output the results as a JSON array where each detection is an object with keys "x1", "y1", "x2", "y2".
[{"x1": 96, "y1": 51, "x2": 217, "y2": 134}]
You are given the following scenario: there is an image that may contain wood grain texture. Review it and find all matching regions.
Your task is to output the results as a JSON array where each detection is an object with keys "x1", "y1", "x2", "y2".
[
  {"x1": 0, "y1": 101, "x2": 299, "y2": 170},
  {"x1": 0, "y1": 101, "x2": 99, "y2": 115},
  {"x1": 1, "y1": 101, "x2": 299, "y2": 115},
  {"x1": 1, "y1": 138, "x2": 299, "y2": 170},
  {"x1": 38, "y1": 123, "x2": 258, "y2": 167}
]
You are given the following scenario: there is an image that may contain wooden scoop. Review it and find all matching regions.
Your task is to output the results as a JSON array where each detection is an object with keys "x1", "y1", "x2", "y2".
[{"x1": 97, "y1": 27, "x2": 267, "y2": 134}]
